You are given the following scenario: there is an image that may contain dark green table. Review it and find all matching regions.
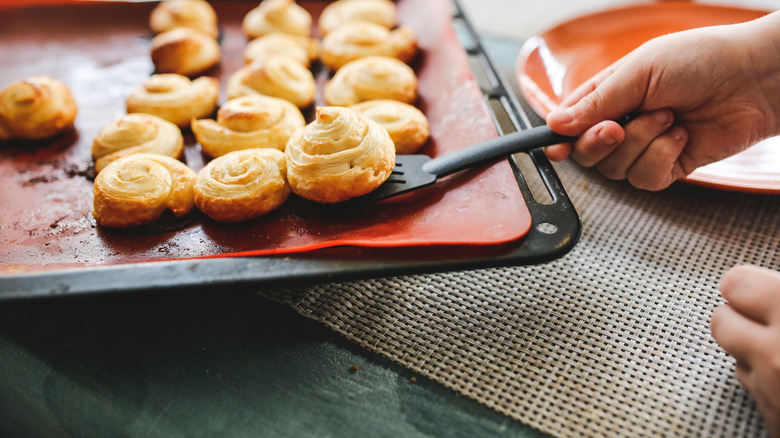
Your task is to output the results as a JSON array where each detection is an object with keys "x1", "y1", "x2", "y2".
[{"x1": 0, "y1": 288, "x2": 547, "y2": 438}]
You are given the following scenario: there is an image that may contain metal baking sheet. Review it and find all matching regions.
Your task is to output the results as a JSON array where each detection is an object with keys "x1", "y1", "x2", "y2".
[{"x1": 0, "y1": 0, "x2": 580, "y2": 299}]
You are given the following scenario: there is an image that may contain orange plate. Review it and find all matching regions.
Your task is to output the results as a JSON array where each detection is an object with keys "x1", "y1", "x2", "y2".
[
  {"x1": 516, "y1": 2, "x2": 780, "y2": 194},
  {"x1": 0, "y1": 0, "x2": 533, "y2": 273}
]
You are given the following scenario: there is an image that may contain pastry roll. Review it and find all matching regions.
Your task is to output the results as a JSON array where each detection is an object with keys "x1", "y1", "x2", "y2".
[
  {"x1": 285, "y1": 106, "x2": 395, "y2": 203},
  {"x1": 244, "y1": 32, "x2": 319, "y2": 68},
  {"x1": 92, "y1": 153, "x2": 197, "y2": 228},
  {"x1": 194, "y1": 148, "x2": 290, "y2": 222},
  {"x1": 151, "y1": 27, "x2": 220, "y2": 77},
  {"x1": 227, "y1": 56, "x2": 316, "y2": 108},
  {"x1": 324, "y1": 56, "x2": 417, "y2": 106},
  {"x1": 191, "y1": 94, "x2": 305, "y2": 158},
  {"x1": 92, "y1": 113, "x2": 184, "y2": 173},
  {"x1": 149, "y1": 0, "x2": 219, "y2": 38},
  {"x1": 126, "y1": 74, "x2": 219, "y2": 128},
  {"x1": 0, "y1": 76, "x2": 77, "y2": 141},
  {"x1": 320, "y1": 22, "x2": 416, "y2": 71},
  {"x1": 318, "y1": 0, "x2": 396, "y2": 36},
  {"x1": 350, "y1": 100, "x2": 429, "y2": 154},
  {"x1": 242, "y1": 0, "x2": 312, "y2": 39}
]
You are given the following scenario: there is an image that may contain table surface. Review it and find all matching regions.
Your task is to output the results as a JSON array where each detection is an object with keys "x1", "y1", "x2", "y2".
[
  {"x1": 0, "y1": 287, "x2": 545, "y2": 438},
  {"x1": 2, "y1": 1, "x2": 779, "y2": 437}
]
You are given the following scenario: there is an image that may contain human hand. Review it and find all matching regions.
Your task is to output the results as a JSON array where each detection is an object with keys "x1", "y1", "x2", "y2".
[
  {"x1": 545, "y1": 12, "x2": 780, "y2": 190},
  {"x1": 711, "y1": 265, "x2": 780, "y2": 437}
]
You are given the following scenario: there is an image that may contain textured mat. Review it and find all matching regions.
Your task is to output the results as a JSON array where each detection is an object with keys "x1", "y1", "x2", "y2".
[{"x1": 256, "y1": 43, "x2": 779, "y2": 438}]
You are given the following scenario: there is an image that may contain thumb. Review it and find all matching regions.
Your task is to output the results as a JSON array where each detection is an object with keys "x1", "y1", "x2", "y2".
[{"x1": 546, "y1": 67, "x2": 649, "y2": 137}]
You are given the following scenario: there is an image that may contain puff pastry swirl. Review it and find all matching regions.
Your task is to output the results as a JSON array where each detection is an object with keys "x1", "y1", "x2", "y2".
[
  {"x1": 324, "y1": 56, "x2": 417, "y2": 106},
  {"x1": 126, "y1": 74, "x2": 219, "y2": 128},
  {"x1": 318, "y1": 0, "x2": 396, "y2": 35},
  {"x1": 227, "y1": 56, "x2": 316, "y2": 108},
  {"x1": 149, "y1": 0, "x2": 219, "y2": 38},
  {"x1": 0, "y1": 76, "x2": 77, "y2": 141},
  {"x1": 285, "y1": 106, "x2": 395, "y2": 204},
  {"x1": 244, "y1": 33, "x2": 319, "y2": 67},
  {"x1": 242, "y1": 0, "x2": 312, "y2": 39},
  {"x1": 191, "y1": 94, "x2": 305, "y2": 158},
  {"x1": 151, "y1": 27, "x2": 220, "y2": 77},
  {"x1": 92, "y1": 113, "x2": 184, "y2": 173},
  {"x1": 194, "y1": 148, "x2": 291, "y2": 222},
  {"x1": 92, "y1": 153, "x2": 197, "y2": 228},
  {"x1": 350, "y1": 100, "x2": 429, "y2": 154},
  {"x1": 320, "y1": 22, "x2": 417, "y2": 71}
]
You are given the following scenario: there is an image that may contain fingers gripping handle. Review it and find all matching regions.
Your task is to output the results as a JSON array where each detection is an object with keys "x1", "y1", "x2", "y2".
[{"x1": 421, "y1": 113, "x2": 638, "y2": 178}]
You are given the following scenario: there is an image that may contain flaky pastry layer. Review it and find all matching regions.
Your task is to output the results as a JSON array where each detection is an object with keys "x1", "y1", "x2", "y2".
[
  {"x1": 0, "y1": 76, "x2": 77, "y2": 141},
  {"x1": 92, "y1": 113, "x2": 184, "y2": 173},
  {"x1": 318, "y1": 0, "x2": 396, "y2": 35},
  {"x1": 126, "y1": 74, "x2": 219, "y2": 128},
  {"x1": 192, "y1": 94, "x2": 305, "y2": 158},
  {"x1": 151, "y1": 27, "x2": 220, "y2": 77},
  {"x1": 350, "y1": 100, "x2": 430, "y2": 154},
  {"x1": 324, "y1": 56, "x2": 417, "y2": 106},
  {"x1": 244, "y1": 33, "x2": 319, "y2": 67},
  {"x1": 227, "y1": 56, "x2": 316, "y2": 108},
  {"x1": 149, "y1": 0, "x2": 219, "y2": 38},
  {"x1": 242, "y1": 0, "x2": 312, "y2": 39},
  {"x1": 321, "y1": 21, "x2": 417, "y2": 71},
  {"x1": 92, "y1": 153, "x2": 196, "y2": 228},
  {"x1": 194, "y1": 148, "x2": 291, "y2": 222},
  {"x1": 285, "y1": 106, "x2": 395, "y2": 203}
]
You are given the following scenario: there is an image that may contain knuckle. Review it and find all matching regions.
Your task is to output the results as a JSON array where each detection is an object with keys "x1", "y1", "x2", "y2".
[
  {"x1": 629, "y1": 173, "x2": 668, "y2": 191},
  {"x1": 596, "y1": 163, "x2": 625, "y2": 181}
]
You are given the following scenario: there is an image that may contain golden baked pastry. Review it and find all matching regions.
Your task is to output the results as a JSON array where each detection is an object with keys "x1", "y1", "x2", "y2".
[
  {"x1": 191, "y1": 94, "x2": 305, "y2": 158},
  {"x1": 0, "y1": 76, "x2": 77, "y2": 141},
  {"x1": 149, "y1": 0, "x2": 219, "y2": 38},
  {"x1": 318, "y1": 0, "x2": 396, "y2": 36},
  {"x1": 151, "y1": 27, "x2": 220, "y2": 77},
  {"x1": 244, "y1": 32, "x2": 319, "y2": 67},
  {"x1": 324, "y1": 56, "x2": 417, "y2": 106},
  {"x1": 349, "y1": 100, "x2": 429, "y2": 154},
  {"x1": 126, "y1": 74, "x2": 219, "y2": 128},
  {"x1": 242, "y1": 0, "x2": 312, "y2": 39},
  {"x1": 285, "y1": 106, "x2": 395, "y2": 203},
  {"x1": 227, "y1": 56, "x2": 316, "y2": 108},
  {"x1": 92, "y1": 113, "x2": 184, "y2": 173},
  {"x1": 194, "y1": 148, "x2": 291, "y2": 222},
  {"x1": 92, "y1": 153, "x2": 197, "y2": 228},
  {"x1": 320, "y1": 21, "x2": 417, "y2": 71}
]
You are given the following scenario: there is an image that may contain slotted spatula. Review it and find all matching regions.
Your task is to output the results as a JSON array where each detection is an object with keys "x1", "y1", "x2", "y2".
[
  {"x1": 355, "y1": 114, "x2": 637, "y2": 203},
  {"x1": 354, "y1": 124, "x2": 571, "y2": 203}
]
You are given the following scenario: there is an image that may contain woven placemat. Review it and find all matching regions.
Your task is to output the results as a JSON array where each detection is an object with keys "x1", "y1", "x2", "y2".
[
  {"x1": 259, "y1": 164, "x2": 777, "y2": 437},
  {"x1": 256, "y1": 41, "x2": 779, "y2": 437}
]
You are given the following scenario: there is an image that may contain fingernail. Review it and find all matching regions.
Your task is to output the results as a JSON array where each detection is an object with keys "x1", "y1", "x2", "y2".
[
  {"x1": 550, "y1": 107, "x2": 574, "y2": 125},
  {"x1": 651, "y1": 109, "x2": 672, "y2": 126},
  {"x1": 671, "y1": 126, "x2": 687, "y2": 142},
  {"x1": 597, "y1": 127, "x2": 618, "y2": 146}
]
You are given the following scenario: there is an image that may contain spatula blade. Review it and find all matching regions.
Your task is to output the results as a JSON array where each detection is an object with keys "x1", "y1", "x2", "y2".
[{"x1": 352, "y1": 155, "x2": 437, "y2": 203}]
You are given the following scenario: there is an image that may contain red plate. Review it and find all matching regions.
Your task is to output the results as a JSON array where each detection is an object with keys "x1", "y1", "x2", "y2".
[
  {"x1": 516, "y1": 2, "x2": 780, "y2": 194},
  {"x1": 0, "y1": 0, "x2": 533, "y2": 273}
]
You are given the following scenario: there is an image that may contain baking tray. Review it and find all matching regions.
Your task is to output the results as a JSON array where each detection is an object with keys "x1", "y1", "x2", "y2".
[{"x1": 0, "y1": 0, "x2": 580, "y2": 299}]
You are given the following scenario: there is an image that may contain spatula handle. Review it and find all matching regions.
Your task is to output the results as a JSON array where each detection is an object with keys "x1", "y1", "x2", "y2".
[
  {"x1": 421, "y1": 125, "x2": 573, "y2": 178},
  {"x1": 421, "y1": 113, "x2": 637, "y2": 178}
]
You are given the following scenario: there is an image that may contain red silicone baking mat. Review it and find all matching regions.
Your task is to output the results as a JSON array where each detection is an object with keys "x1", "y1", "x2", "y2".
[{"x1": 0, "y1": 0, "x2": 533, "y2": 274}]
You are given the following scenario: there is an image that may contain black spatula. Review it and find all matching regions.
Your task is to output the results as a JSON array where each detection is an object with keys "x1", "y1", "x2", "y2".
[
  {"x1": 354, "y1": 124, "x2": 572, "y2": 203},
  {"x1": 354, "y1": 114, "x2": 637, "y2": 203}
]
